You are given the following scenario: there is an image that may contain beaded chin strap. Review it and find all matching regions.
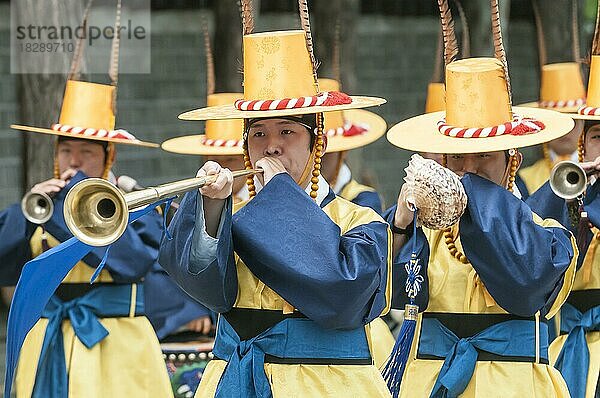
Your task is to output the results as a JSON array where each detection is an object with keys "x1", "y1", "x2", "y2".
[{"x1": 441, "y1": 149, "x2": 519, "y2": 264}]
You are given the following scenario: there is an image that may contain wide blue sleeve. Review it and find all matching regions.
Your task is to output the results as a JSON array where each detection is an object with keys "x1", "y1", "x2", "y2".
[
  {"x1": 382, "y1": 204, "x2": 430, "y2": 311},
  {"x1": 232, "y1": 173, "x2": 389, "y2": 330},
  {"x1": 525, "y1": 181, "x2": 571, "y2": 230},
  {"x1": 352, "y1": 190, "x2": 383, "y2": 214},
  {"x1": 43, "y1": 172, "x2": 163, "y2": 282},
  {"x1": 0, "y1": 204, "x2": 37, "y2": 286},
  {"x1": 144, "y1": 262, "x2": 212, "y2": 340},
  {"x1": 158, "y1": 191, "x2": 237, "y2": 313},
  {"x1": 459, "y1": 173, "x2": 575, "y2": 317}
]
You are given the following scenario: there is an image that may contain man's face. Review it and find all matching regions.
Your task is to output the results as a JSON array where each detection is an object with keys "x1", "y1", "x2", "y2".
[
  {"x1": 446, "y1": 151, "x2": 508, "y2": 186},
  {"x1": 584, "y1": 124, "x2": 600, "y2": 162},
  {"x1": 246, "y1": 118, "x2": 312, "y2": 183},
  {"x1": 57, "y1": 139, "x2": 107, "y2": 178},
  {"x1": 205, "y1": 154, "x2": 246, "y2": 194}
]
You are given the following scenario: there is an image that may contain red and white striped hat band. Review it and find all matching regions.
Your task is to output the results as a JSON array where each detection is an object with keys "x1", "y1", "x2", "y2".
[
  {"x1": 325, "y1": 123, "x2": 369, "y2": 137},
  {"x1": 437, "y1": 115, "x2": 545, "y2": 138},
  {"x1": 578, "y1": 106, "x2": 600, "y2": 116},
  {"x1": 200, "y1": 137, "x2": 244, "y2": 148},
  {"x1": 234, "y1": 91, "x2": 352, "y2": 111},
  {"x1": 539, "y1": 98, "x2": 585, "y2": 109},
  {"x1": 52, "y1": 123, "x2": 138, "y2": 141}
]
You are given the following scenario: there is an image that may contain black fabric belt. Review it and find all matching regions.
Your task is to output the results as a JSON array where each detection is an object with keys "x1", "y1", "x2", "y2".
[
  {"x1": 566, "y1": 289, "x2": 600, "y2": 314},
  {"x1": 222, "y1": 307, "x2": 307, "y2": 341},
  {"x1": 54, "y1": 282, "x2": 116, "y2": 302},
  {"x1": 263, "y1": 354, "x2": 373, "y2": 365},
  {"x1": 51, "y1": 282, "x2": 144, "y2": 318},
  {"x1": 417, "y1": 312, "x2": 549, "y2": 364}
]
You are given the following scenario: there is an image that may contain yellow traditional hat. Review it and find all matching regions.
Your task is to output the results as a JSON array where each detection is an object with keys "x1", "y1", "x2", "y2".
[
  {"x1": 178, "y1": 29, "x2": 385, "y2": 121},
  {"x1": 12, "y1": 80, "x2": 157, "y2": 148},
  {"x1": 520, "y1": 63, "x2": 586, "y2": 112},
  {"x1": 10, "y1": 2, "x2": 157, "y2": 148},
  {"x1": 319, "y1": 78, "x2": 387, "y2": 153},
  {"x1": 162, "y1": 25, "x2": 244, "y2": 155},
  {"x1": 387, "y1": 2, "x2": 573, "y2": 154},
  {"x1": 518, "y1": 1, "x2": 585, "y2": 112}
]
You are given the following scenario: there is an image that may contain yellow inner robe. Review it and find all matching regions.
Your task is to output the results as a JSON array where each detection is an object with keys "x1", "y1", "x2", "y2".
[
  {"x1": 15, "y1": 229, "x2": 172, "y2": 398},
  {"x1": 518, "y1": 158, "x2": 552, "y2": 195},
  {"x1": 196, "y1": 196, "x2": 393, "y2": 398},
  {"x1": 339, "y1": 179, "x2": 377, "y2": 203},
  {"x1": 549, "y1": 229, "x2": 600, "y2": 398},
  {"x1": 337, "y1": 178, "x2": 394, "y2": 369},
  {"x1": 399, "y1": 215, "x2": 577, "y2": 398}
]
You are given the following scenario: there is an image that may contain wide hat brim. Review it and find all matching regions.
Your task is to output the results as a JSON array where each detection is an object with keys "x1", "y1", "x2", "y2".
[
  {"x1": 519, "y1": 101, "x2": 600, "y2": 121},
  {"x1": 325, "y1": 109, "x2": 387, "y2": 153},
  {"x1": 386, "y1": 106, "x2": 575, "y2": 154},
  {"x1": 178, "y1": 96, "x2": 386, "y2": 121},
  {"x1": 11, "y1": 124, "x2": 159, "y2": 148},
  {"x1": 161, "y1": 134, "x2": 243, "y2": 156},
  {"x1": 518, "y1": 101, "x2": 582, "y2": 114}
]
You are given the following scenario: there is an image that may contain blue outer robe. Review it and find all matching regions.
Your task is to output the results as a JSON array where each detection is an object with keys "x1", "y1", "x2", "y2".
[
  {"x1": 159, "y1": 173, "x2": 393, "y2": 397},
  {"x1": 383, "y1": 173, "x2": 577, "y2": 398},
  {"x1": 0, "y1": 171, "x2": 172, "y2": 398}
]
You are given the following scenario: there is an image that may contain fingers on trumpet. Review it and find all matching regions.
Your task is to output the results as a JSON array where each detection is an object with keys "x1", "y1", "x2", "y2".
[{"x1": 197, "y1": 161, "x2": 234, "y2": 199}]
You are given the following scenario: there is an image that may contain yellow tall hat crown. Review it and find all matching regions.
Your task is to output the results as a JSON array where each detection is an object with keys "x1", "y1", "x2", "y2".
[
  {"x1": 205, "y1": 93, "x2": 244, "y2": 141},
  {"x1": 425, "y1": 82, "x2": 446, "y2": 113},
  {"x1": 540, "y1": 63, "x2": 585, "y2": 105},
  {"x1": 445, "y1": 58, "x2": 512, "y2": 128},
  {"x1": 59, "y1": 80, "x2": 116, "y2": 131},
  {"x1": 243, "y1": 31, "x2": 317, "y2": 100}
]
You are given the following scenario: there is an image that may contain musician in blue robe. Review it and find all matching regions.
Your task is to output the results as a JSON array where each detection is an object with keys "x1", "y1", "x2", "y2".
[
  {"x1": 1, "y1": 78, "x2": 172, "y2": 397},
  {"x1": 159, "y1": 26, "x2": 393, "y2": 397}
]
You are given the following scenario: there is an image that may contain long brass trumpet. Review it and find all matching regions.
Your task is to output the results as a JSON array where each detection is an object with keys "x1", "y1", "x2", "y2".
[
  {"x1": 64, "y1": 169, "x2": 262, "y2": 246},
  {"x1": 21, "y1": 191, "x2": 53, "y2": 224},
  {"x1": 549, "y1": 161, "x2": 591, "y2": 200}
]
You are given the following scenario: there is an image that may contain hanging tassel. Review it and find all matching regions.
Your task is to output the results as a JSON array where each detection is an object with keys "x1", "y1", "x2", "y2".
[
  {"x1": 382, "y1": 302, "x2": 419, "y2": 397},
  {"x1": 382, "y1": 211, "x2": 423, "y2": 398}
]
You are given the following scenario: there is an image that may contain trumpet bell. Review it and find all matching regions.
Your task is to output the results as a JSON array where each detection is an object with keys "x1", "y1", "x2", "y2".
[
  {"x1": 64, "y1": 178, "x2": 128, "y2": 246},
  {"x1": 549, "y1": 161, "x2": 587, "y2": 200},
  {"x1": 21, "y1": 192, "x2": 53, "y2": 224}
]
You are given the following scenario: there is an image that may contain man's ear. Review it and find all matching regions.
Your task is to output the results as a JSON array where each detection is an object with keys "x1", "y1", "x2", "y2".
[{"x1": 321, "y1": 134, "x2": 328, "y2": 152}]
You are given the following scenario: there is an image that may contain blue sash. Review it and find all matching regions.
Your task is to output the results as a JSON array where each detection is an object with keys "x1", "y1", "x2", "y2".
[
  {"x1": 212, "y1": 315, "x2": 372, "y2": 398},
  {"x1": 554, "y1": 303, "x2": 600, "y2": 398},
  {"x1": 418, "y1": 317, "x2": 548, "y2": 398},
  {"x1": 31, "y1": 283, "x2": 144, "y2": 398}
]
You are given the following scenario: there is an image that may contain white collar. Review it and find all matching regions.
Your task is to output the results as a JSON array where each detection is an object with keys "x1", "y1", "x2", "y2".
[
  {"x1": 548, "y1": 149, "x2": 578, "y2": 163},
  {"x1": 253, "y1": 173, "x2": 331, "y2": 206},
  {"x1": 332, "y1": 163, "x2": 352, "y2": 194}
]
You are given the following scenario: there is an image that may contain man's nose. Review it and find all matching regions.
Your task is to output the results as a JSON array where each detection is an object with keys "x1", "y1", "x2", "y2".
[
  {"x1": 461, "y1": 158, "x2": 477, "y2": 174},
  {"x1": 69, "y1": 154, "x2": 81, "y2": 168},
  {"x1": 264, "y1": 139, "x2": 283, "y2": 156}
]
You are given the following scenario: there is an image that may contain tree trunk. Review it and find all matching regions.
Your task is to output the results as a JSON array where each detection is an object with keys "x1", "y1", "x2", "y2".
[{"x1": 14, "y1": 0, "x2": 84, "y2": 191}]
